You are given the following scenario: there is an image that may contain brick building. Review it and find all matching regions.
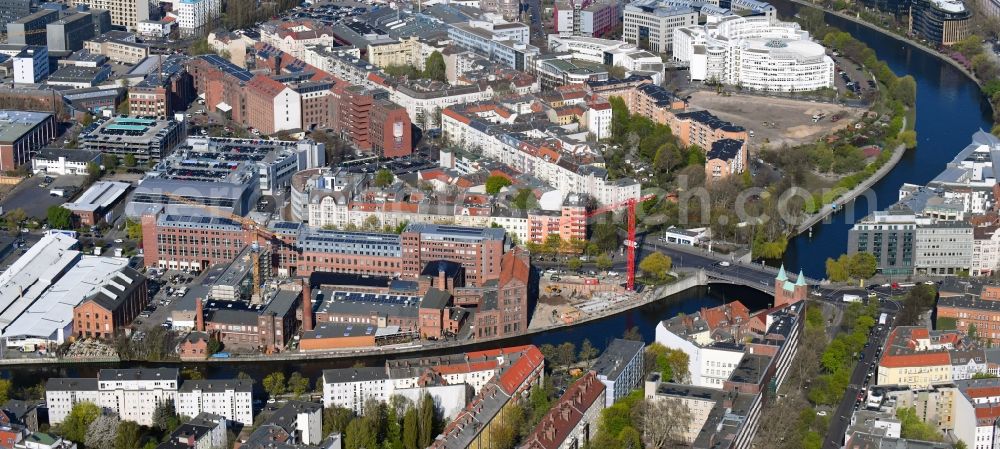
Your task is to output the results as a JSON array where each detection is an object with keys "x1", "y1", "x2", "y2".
[
  {"x1": 186, "y1": 54, "x2": 252, "y2": 123},
  {"x1": 73, "y1": 267, "x2": 148, "y2": 339},
  {"x1": 400, "y1": 224, "x2": 508, "y2": 287},
  {"x1": 668, "y1": 110, "x2": 748, "y2": 150},
  {"x1": 245, "y1": 74, "x2": 301, "y2": 135},
  {"x1": 369, "y1": 99, "x2": 412, "y2": 158},
  {"x1": 128, "y1": 55, "x2": 195, "y2": 118},
  {"x1": 202, "y1": 289, "x2": 299, "y2": 353},
  {"x1": 938, "y1": 284, "x2": 1000, "y2": 344},
  {"x1": 773, "y1": 265, "x2": 808, "y2": 309}
]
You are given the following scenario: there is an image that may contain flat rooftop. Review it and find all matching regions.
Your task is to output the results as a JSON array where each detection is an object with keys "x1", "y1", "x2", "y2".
[
  {"x1": 0, "y1": 111, "x2": 52, "y2": 144},
  {"x1": 63, "y1": 181, "x2": 130, "y2": 213}
]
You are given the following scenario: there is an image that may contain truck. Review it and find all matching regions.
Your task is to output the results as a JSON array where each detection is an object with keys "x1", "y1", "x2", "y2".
[
  {"x1": 842, "y1": 294, "x2": 862, "y2": 303},
  {"x1": 878, "y1": 313, "x2": 888, "y2": 326}
]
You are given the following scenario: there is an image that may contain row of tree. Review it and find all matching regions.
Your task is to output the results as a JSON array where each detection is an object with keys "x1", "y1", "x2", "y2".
[{"x1": 324, "y1": 394, "x2": 440, "y2": 449}]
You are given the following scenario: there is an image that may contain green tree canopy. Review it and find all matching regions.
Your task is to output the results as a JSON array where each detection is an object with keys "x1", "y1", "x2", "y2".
[
  {"x1": 639, "y1": 252, "x2": 672, "y2": 282},
  {"x1": 423, "y1": 51, "x2": 446, "y2": 82},
  {"x1": 47, "y1": 205, "x2": 73, "y2": 230},
  {"x1": 59, "y1": 402, "x2": 101, "y2": 443},
  {"x1": 262, "y1": 372, "x2": 287, "y2": 398},
  {"x1": 375, "y1": 168, "x2": 394, "y2": 188},
  {"x1": 485, "y1": 175, "x2": 512, "y2": 195}
]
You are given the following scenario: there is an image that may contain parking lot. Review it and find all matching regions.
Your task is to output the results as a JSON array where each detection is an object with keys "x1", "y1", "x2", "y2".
[
  {"x1": 133, "y1": 269, "x2": 201, "y2": 332},
  {"x1": 2, "y1": 175, "x2": 86, "y2": 219}
]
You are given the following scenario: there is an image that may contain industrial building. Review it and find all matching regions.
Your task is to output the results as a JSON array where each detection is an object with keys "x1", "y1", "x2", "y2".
[{"x1": 0, "y1": 110, "x2": 56, "y2": 171}]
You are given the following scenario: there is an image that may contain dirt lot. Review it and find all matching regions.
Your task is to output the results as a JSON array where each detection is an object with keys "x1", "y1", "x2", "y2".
[{"x1": 686, "y1": 91, "x2": 865, "y2": 149}]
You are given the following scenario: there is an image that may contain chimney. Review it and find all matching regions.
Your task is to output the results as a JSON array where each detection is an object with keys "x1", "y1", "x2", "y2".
[
  {"x1": 438, "y1": 262, "x2": 447, "y2": 290},
  {"x1": 195, "y1": 297, "x2": 204, "y2": 332},
  {"x1": 302, "y1": 279, "x2": 314, "y2": 332}
]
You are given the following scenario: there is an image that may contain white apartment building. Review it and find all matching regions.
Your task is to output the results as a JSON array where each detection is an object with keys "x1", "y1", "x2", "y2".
[
  {"x1": 547, "y1": 35, "x2": 666, "y2": 84},
  {"x1": 322, "y1": 347, "x2": 537, "y2": 416},
  {"x1": 623, "y1": 0, "x2": 698, "y2": 53},
  {"x1": 46, "y1": 369, "x2": 179, "y2": 427},
  {"x1": 176, "y1": 379, "x2": 254, "y2": 427},
  {"x1": 673, "y1": 15, "x2": 835, "y2": 92},
  {"x1": 68, "y1": 0, "x2": 149, "y2": 30},
  {"x1": 45, "y1": 378, "x2": 101, "y2": 426},
  {"x1": 170, "y1": 0, "x2": 222, "y2": 36},
  {"x1": 655, "y1": 318, "x2": 747, "y2": 388},
  {"x1": 163, "y1": 413, "x2": 227, "y2": 449},
  {"x1": 12, "y1": 46, "x2": 47, "y2": 84},
  {"x1": 972, "y1": 226, "x2": 1000, "y2": 276},
  {"x1": 954, "y1": 379, "x2": 1000, "y2": 449},
  {"x1": 441, "y1": 108, "x2": 641, "y2": 206}
]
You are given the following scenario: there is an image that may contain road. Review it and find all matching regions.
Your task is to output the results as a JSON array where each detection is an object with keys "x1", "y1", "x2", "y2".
[{"x1": 822, "y1": 305, "x2": 898, "y2": 449}]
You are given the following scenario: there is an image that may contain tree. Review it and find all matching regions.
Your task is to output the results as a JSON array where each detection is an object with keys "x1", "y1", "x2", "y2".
[
  {"x1": 402, "y1": 406, "x2": 419, "y2": 449},
  {"x1": 124, "y1": 219, "x2": 142, "y2": 239},
  {"x1": 423, "y1": 51, "x2": 446, "y2": 82},
  {"x1": 288, "y1": 372, "x2": 310, "y2": 398},
  {"x1": 825, "y1": 255, "x2": 851, "y2": 282},
  {"x1": 123, "y1": 154, "x2": 137, "y2": 168},
  {"x1": 567, "y1": 258, "x2": 583, "y2": 271},
  {"x1": 116, "y1": 99, "x2": 129, "y2": 115},
  {"x1": 47, "y1": 205, "x2": 73, "y2": 230},
  {"x1": 900, "y1": 130, "x2": 917, "y2": 148},
  {"x1": 323, "y1": 406, "x2": 354, "y2": 437},
  {"x1": 60, "y1": 402, "x2": 100, "y2": 443},
  {"x1": 622, "y1": 326, "x2": 642, "y2": 341},
  {"x1": 85, "y1": 161, "x2": 102, "y2": 184},
  {"x1": 385, "y1": 399, "x2": 404, "y2": 449},
  {"x1": 891, "y1": 75, "x2": 917, "y2": 107},
  {"x1": 375, "y1": 168, "x2": 394, "y2": 188},
  {"x1": 848, "y1": 252, "x2": 878, "y2": 280},
  {"x1": 84, "y1": 413, "x2": 119, "y2": 449},
  {"x1": 151, "y1": 401, "x2": 179, "y2": 432},
  {"x1": 206, "y1": 335, "x2": 222, "y2": 354},
  {"x1": 896, "y1": 407, "x2": 944, "y2": 441},
  {"x1": 556, "y1": 342, "x2": 577, "y2": 367},
  {"x1": 0, "y1": 379, "x2": 11, "y2": 404},
  {"x1": 639, "y1": 252, "x2": 672, "y2": 282},
  {"x1": 418, "y1": 393, "x2": 436, "y2": 447},
  {"x1": 596, "y1": 254, "x2": 613, "y2": 271},
  {"x1": 3, "y1": 208, "x2": 26, "y2": 235},
  {"x1": 114, "y1": 420, "x2": 141, "y2": 449},
  {"x1": 578, "y1": 339, "x2": 598, "y2": 363},
  {"x1": 633, "y1": 397, "x2": 693, "y2": 449},
  {"x1": 262, "y1": 372, "x2": 287, "y2": 398},
  {"x1": 485, "y1": 175, "x2": 512, "y2": 195},
  {"x1": 646, "y1": 343, "x2": 690, "y2": 382},
  {"x1": 81, "y1": 113, "x2": 94, "y2": 127},
  {"x1": 345, "y1": 417, "x2": 377, "y2": 449},
  {"x1": 969, "y1": 323, "x2": 980, "y2": 340}
]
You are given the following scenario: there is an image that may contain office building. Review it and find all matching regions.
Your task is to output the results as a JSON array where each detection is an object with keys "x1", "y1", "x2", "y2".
[
  {"x1": 47, "y1": 11, "x2": 107, "y2": 52},
  {"x1": 0, "y1": 110, "x2": 56, "y2": 170},
  {"x1": 447, "y1": 17, "x2": 539, "y2": 71},
  {"x1": 31, "y1": 148, "x2": 101, "y2": 176},
  {"x1": 12, "y1": 46, "x2": 47, "y2": 84},
  {"x1": 186, "y1": 54, "x2": 253, "y2": 124},
  {"x1": 553, "y1": 0, "x2": 619, "y2": 38},
  {"x1": 848, "y1": 204, "x2": 921, "y2": 276},
  {"x1": 128, "y1": 55, "x2": 195, "y2": 118},
  {"x1": 7, "y1": 9, "x2": 59, "y2": 46},
  {"x1": 673, "y1": 15, "x2": 834, "y2": 91},
  {"x1": 623, "y1": 0, "x2": 697, "y2": 53},
  {"x1": 172, "y1": 0, "x2": 221, "y2": 36},
  {"x1": 0, "y1": 0, "x2": 32, "y2": 33},
  {"x1": 910, "y1": 0, "x2": 970, "y2": 45},
  {"x1": 67, "y1": 0, "x2": 147, "y2": 30}
]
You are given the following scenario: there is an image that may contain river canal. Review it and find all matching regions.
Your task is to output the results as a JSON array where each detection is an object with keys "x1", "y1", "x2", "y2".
[{"x1": 777, "y1": 0, "x2": 995, "y2": 276}]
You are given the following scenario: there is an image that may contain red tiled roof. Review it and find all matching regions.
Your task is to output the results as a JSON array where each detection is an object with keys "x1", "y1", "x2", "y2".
[
  {"x1": 497, "y1": 345, "x2": 543, "y2": 395},
  {"x1": 521, "y1": 372, "x2": 606, "y2": 449},
  {"x1": 879, "y1": 352, "x2": 951, "y2": 368},
  {"x1": 247, "y1": 75, "x2": 287, "y2": 99}
]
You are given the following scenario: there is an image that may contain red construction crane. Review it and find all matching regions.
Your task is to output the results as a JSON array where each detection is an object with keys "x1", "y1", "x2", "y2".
[{"x1": 585, "y1": 194, "x2": 656, "y2": 291}]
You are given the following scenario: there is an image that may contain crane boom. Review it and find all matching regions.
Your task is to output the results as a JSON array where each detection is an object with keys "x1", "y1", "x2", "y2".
[
  {"x1": 160, "y1": 193, "x2": 273, "y2": 299},
  {"x1": 585, "y1": 194, "x2": 656, "y2": 291}
]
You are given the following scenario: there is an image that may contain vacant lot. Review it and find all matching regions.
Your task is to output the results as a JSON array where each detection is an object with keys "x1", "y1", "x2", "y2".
[{"x1": 686, "y1": 91, "x2": 865, "y2": 148}]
